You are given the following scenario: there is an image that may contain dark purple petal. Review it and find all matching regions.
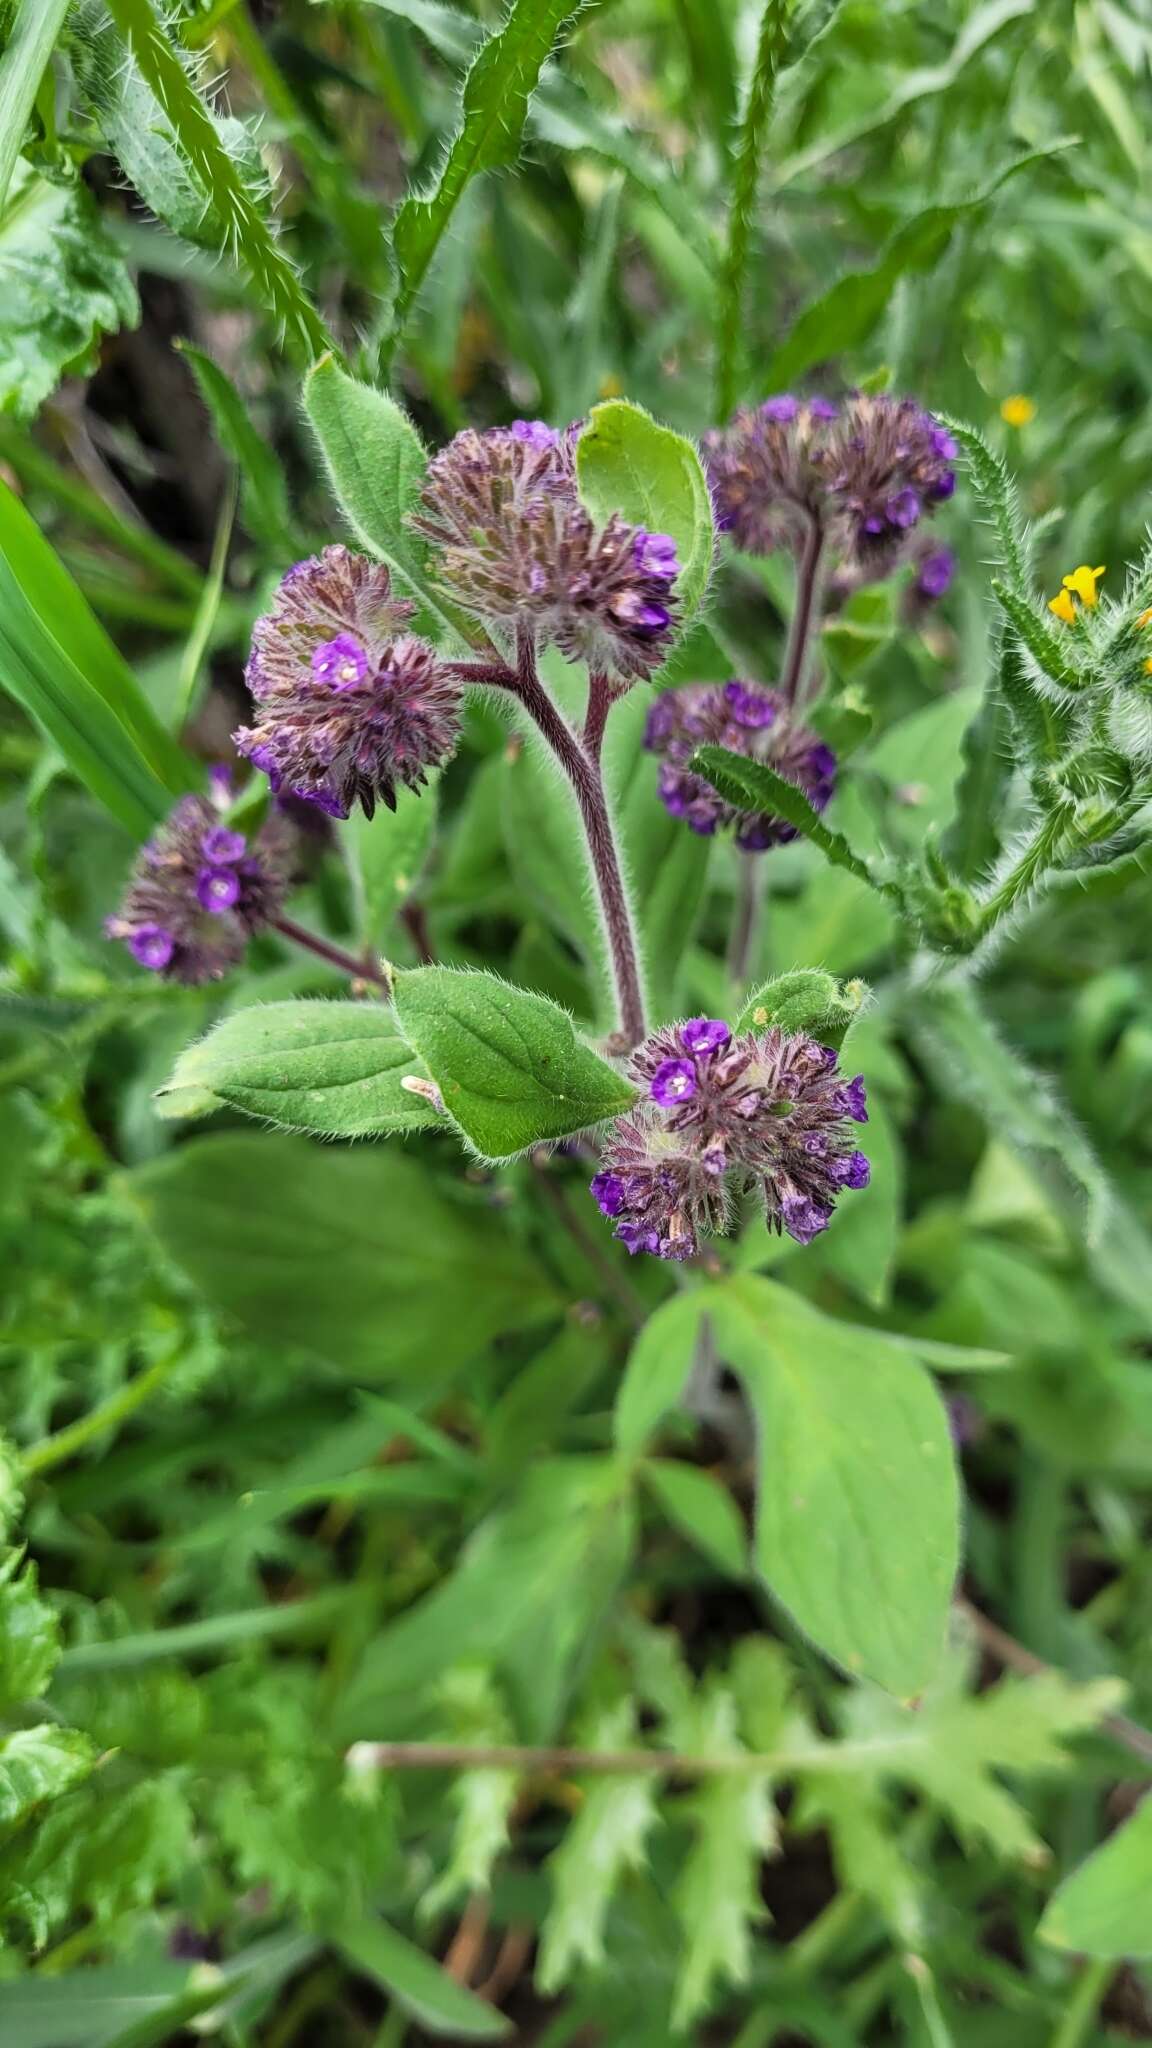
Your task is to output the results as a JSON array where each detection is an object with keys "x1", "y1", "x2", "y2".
[
  {"x1": 196, "y1": 866, "x2": 243, "y2": 913},
  {"x1": 590, "y1": 1171, "x2": 627, "y2": 1217},
  {"x1": 650, "y1": 1057, "x2": 698, "y2": 1106},
  {"x1": 634, "y1": 529, "x2": 679, "y2": 581},
  {"x1": 128, "y1": 923, "x2": 175, "y2": 970},
  {"x1": 312, "y1": 633, "x2": 370, "y2": 690},
  {"x1": 836, "y1": 1074, "x2": 868, "y2": 1123},
  {"x1": 761, "y1": 395, "x2": 799, "y2": 423},
  {"x1": 886, "y1": 487, "x2": 921, "y2": 529},
  {"x1": 680, "y1": 1018, "x2": 732, "y2": 1056},
  {"x1": 200, "y1": 826, "x2": 247, "y2": 865},
  {"x1": 723, "y1": 679, "x2": 776, "y2": 729},
  {"x1": 780, "y1": 1192, "x2": 832, "y2": 1245}
]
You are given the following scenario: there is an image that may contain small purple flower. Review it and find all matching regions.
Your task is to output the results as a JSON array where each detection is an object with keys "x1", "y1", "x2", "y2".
[
  {"x1": 650, "y1": 1057, "x2": 698, "y2": 1106},
  {"x1": 836, "y1": 1074, "x2": 868, "y2": 1123},
  {"x1": 915, "y1": 546, "x2": 956, "y2": 602},
  {"x1": 411, "y1": 425, "x2": 683, "y2": 683},
  {"x1": 235, "y1": 547, "x2": 461, "y2": 820},
  {"x1": 590, "y1": 1021, "x2": 871, "y2": 1260},
  {"x1": 200, "y1": 826, "x2": 247, "y2": 865},
  {"x1": 762, "y1": 395, "x2": 799, "y2": 423},
  {"x1": 681, "y1": 1018, "x2": 732, "y2": 1055},
  {"x1": 128, "y1": 923, "x2": 175, "y2": 971},
  {"x1": 511, "y1": 419, "x2": 560, "y2": 449},
  {"x1": 885, "y1": 488, "x2": 921, "y2": 530},
  {"x1": 808, "y1": 397, "x2": 839, "y2": 421},
  {"x1": 196, "y1": 866, "x2": 242, "y2": 913},
  {"x1": 644, "y1": 681, "x2": 836, "y2": 852},
  {"x1": 107, "y1": 795, "x2": 294, "y2": 984},
  {"x1": 311, "y1": 632, "x2": 371, "y2": 691}
]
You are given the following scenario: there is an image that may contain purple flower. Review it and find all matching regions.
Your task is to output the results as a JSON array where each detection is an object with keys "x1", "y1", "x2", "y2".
[
  {"x1": 650, "y1": 1057, "x2": 698, "y2": 1106},
  {"x1": 762, "y1": 395, "x2": 800, "y2": 422},
  {"x1": 681, "y1": 1017, "x2": 731, "y2": 1055},
  {"x1": 886, "y1": 488, "x2": 921, "y2": 529},
  {"x1": 589, "y1": 1020, "x2": 871, "y2": 1260},
  {"x1": 235, "y1": 547, "x2": 461, "y2": 820},
  {"x1": 511, "y1": 419, "x2": 560, "y2": 449},
  {"x1": 200, "y1": 826, "x2": 247, "y2": 865},
  {"x1": 644, "y1": 681, "x2": 836, "y2": 852},
  {"x1": 915, "y1": 546, "x2": 956, "y2": 602},
  {"x1": 836, "y1": 1074, "x2": 868, "y2": 1123},
  {"x1": 411, "y1": 425, "x2": 683, "y2": 684},
  {"x1": 107, "y1": 795, "x2": 294, "y2": 984},
  {"x1": 196, "y1": 866, "x2": 242, "y2": 913}
]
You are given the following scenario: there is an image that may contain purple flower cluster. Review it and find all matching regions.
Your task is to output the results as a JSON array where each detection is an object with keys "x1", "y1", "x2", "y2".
[
  {"x1": 704, "y1": 391, "x2": 955, "y2": 577},
  {"x1": 234, "y1": 547, "x2": 461, "y2": 820},
  {"x1": 643, "y1": 680, "x2": 836, "y2": 851},
  {"x1": 106, "y1": 794, "x2": 294, "y2": 984},
  {"x1": 411, "y1": 421, "x2": 680, "y2": 682},
  {"x1": 590, "y1": 1017, "x2": 869, "y2": 1259}
]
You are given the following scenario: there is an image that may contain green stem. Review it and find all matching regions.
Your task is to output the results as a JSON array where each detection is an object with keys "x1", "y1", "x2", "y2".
[
  {"x1": 23, "y1": 1345, "x2": 182, "y2": 1476},
  {"x1": 1047, "y1": 1957, "x2": 1112, "y2": 2048},
  {"x1": 714, "y1": 0, "x2": 793, "y2": 419},
  {"x1": 102, "y1": 0, "x2": 337, "y2": 366},
  {"x1": 0, "y1": 0, "x2": 72, "y2": 215},
  {"x1": 973, "y1": 802, "x2": 1075, "y2": 943}
]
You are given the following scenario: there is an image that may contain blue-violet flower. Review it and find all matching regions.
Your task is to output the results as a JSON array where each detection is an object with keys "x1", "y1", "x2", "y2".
[
  {"x1": 643, "y1": 679, "x2": 836, "y2": 851},
  {"x1": 106, "y1": 794, "x2": 294, "y2": 984}
]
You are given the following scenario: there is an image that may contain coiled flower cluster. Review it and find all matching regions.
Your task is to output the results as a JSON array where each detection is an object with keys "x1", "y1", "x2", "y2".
[
  {"x1": 704, "y1": 391, "x2": 956, "y2": 576},
  {"x1": 643, "y1": 680, "x2": 836, "y2": 850},
  {"x1": 411, "y1": 420, "x2": 680, "y2": 681},
  {"x1": 590, "y1": 1016, "x2": 869, "y2": 1259},
  {"x1": 234, "y1": 546, "x2": 461, "y2": 820},
  {"x1": 106, "y1": 793, "x2": 294, "y2": 984}
]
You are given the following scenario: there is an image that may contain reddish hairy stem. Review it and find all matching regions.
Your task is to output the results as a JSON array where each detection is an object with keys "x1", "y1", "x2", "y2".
[
  {"x1": 271, "y1": 915, "x2": 389, "y2": 988},
  {"x1": 780, "y1": 515, "x2": 826, "y2": 709}
]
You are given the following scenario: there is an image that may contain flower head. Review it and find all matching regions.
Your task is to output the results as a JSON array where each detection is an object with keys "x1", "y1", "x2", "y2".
[
  {"x1": 235, "y1": 546, "x2": 460, "y2": 819},
  {"x1": 1000, "y1": 395, "x2": 1036, "y2": 428},
  {"x1": 590, "y1": 1018, "x2": 869, "y2": 1259},
  {"x1": 643, "y1": 679, "x2": 836, "y2": 851},
  {"x1": 106, "y1": 794, "x2": 294, "y2": 984},
  {"x1": 705, "y1": 391, "x2": 955, "y2": 577},
  {"x1": 1048, "y1": 565, "x2": 1105, "y2": 624},
  {"x1": 411, "y1": 423, "x2": 681, "y2": 682}
]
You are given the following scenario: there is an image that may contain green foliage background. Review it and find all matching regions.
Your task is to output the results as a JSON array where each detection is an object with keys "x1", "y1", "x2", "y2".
[{"x1": 2, "y1": 0, "x2": 1152, "y2": 2041}]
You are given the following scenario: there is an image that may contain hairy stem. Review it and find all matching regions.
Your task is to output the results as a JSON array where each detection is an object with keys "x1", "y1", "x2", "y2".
[
  {"x1": 726, "y1": 850, "x2": 766, "y2": 989},
  {"x1": 583, "y1": 670, "x2": 614, "y2": 762},
  {"x1": 972, "y1": 801, "x2": 1076, "y2": 944},
  {"x1": 24, "y1": 1345, "x2": 182, "y2": 1476},
  {"x1": 714, "y1": 0, "x2": 793, "y2": 419},
  {"x1": 780, "y1": 516, "x2": 826, "y2": 708},
  {"x1": 271, "y1": 915, "x2": 390, "y2": 989}
]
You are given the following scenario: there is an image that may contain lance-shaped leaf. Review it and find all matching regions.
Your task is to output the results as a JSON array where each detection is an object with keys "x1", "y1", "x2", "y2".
[{"x1": 691, "y1": 745, "x2": 895, "y2": 897}]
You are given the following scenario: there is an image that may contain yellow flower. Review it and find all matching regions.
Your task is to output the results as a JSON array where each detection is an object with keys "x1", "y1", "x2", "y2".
[
  {"x1": 1048, "y1": 588, "x2": 1077, "y2": 625},
  {"x1": 1144, "y1": 657, "x2": 1152, "y2": 675},
  {"x1": 1062, "y1": 564, "x2": 1106, "y2": 607},
  {"x1": 1137, "y1": 607, "x2": 1152, "y2": 629},
  {"x1": 1000, "y1": 395, "x2": 1036, "y2": 428}
]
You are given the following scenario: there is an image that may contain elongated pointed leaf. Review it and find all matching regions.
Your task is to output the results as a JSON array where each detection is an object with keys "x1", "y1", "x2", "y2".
[{"x1": 691, "y1": 744, "x2": 893, "y2": 896}]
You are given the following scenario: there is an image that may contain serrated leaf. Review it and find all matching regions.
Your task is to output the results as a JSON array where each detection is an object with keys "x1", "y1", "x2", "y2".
[
  {"x1": 388, "y1": 0, "x2": 593, "y2": 349},
  {"x1": 0, "y1": 1558, "x2": 60, "y2": 1709},
  {"x1": 672, "y1": 1687, "x2": 775, "y2": 2028},
  {"x1": 691, "y1": 745, "x2": 893, "y2": 896},
  {"x1": 576, "y1": 399, "x2": 716, "y2": 636},
  {"x1": 1040, "y1": 1796, "x2": 1152, "y2": 1957},
  {"x1": 0, "y1": 162, "x2": 138, "y2": 421},
  {"x1": 710, "y1": 1277, "x2": 959, "y2": 1695},
  {"x1": 536, "y1": 1700, "x2": 660, "y2": 1991},
  {"x1": 157, "y1": 1002, "x2": 440, "y2": 1137},
  {"x1": 0, "y1": 1726, "x2": 95, "y2": 1826},
  {"x1": 391, "y1": 967, "x2": 636, "y2": 1159},
  {"x1": 735, "y1": 968, "x2": 868, "y2": 1044}
]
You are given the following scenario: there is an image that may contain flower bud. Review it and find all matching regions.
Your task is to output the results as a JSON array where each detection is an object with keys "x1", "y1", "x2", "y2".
[{"x1": 643, "y1": 680, "x2": 836, "y2": 850}]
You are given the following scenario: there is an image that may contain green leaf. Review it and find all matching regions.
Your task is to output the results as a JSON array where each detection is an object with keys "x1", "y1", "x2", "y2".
[
  {"x1": 735, "y1": 968, "x2": 868, "y2": 1044},
  {"x1": 711, "y1": 1277, "x2": 959, "y2": 1695},
  {"x1": 0, "y1": 480, "x2": 197, "y2": 836},
  {"x1": 180, "y1": 345, "x2": 296, "y2": 557},
  {"x1": 303, "y1": 356, "x2": 461, "y2": 642},
  {"x1": 672, "y1": 1687, "x2": 776, "y2": 2028},
  {"x1": 536, "y1": 1700, "x2": 660, "y2": 1991},
  {"x1": 0, "y1": 1726, "x2": 96, "y2": 1827},
  {"x1": 0, "y1": 1, "x2": 72, "y2": 215},
  {"x1": 576, "y1": 399, "x2": 715, "y2": 634},
  {"x1": 1041, "y1": 1797, "x2": 1152, "y2": 1957},
  {"x1": 334, "y1": 1916, "x2": 511, "y2": 2037},
  {"x1": 0, "y1": 1558, "x2": 60, "y2": 1710},
  {"x1": 764, "y1": 145, "x2": 1074, "y2": 390},
  {"x1": 131, "y1": 1134, "x2": 558, "y2": 1382},
  {"x1": 390, "y1": 967, "x2": 636, "y2": 1160},
  {"x1": 691, "y1": 745, "x2": 893, "y2": 897},
  {"x1": 348, "y1": 778, "x2": 439, "y2": 950},
  {"x1": 156, "y1": 1002, "x2": 442, "y2": 1137},
  {"x1": 614, "y1": 1290, "x2": 712, "y2": 1453},
  {"x1": 0, "y1": 162, "x2": 139, "y2": 421},
  {"x1": 805, "y1": 1091, "x2": 902, "y2": 1309},
  {"x1": 643, "y1": 1461, "x2": 748, "y2": 1578},
  {"x1": 388, "y1": 0, "x2": 592, "y2": 351}
]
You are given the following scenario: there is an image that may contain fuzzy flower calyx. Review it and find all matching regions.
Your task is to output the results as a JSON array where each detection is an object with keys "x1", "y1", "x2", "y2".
[
  {"x1": 704, "y1": 391, "x2": 955, "y2": 576},
  {"x1": 590, "y1": 1016, "x2": 869, "y2": 1260},
  {"x1": 106, "y1": 794, "x2": 294, "y2": 984},
  {"x1": 643, "y1": 679, "x2": 836, "y2": 850},
  {"x1": 235, "y1": 546, "x2": 461, "y2": 820},
  {"x1": 411, "y1": 421, "x2": 681, "y2": 682}
]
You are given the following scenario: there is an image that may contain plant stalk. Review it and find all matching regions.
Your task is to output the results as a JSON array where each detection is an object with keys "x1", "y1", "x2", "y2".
[
  {"x1": 727, "y1": 850, "x2": 766, "y2": 988},
  {"x1": 780, "y1": 515, "x2": 826, "y2": 708},
  {"x1": 714, "y1": 0, "x2": 793, "y2": 418},
  {"x1": 271, "y1": 915, "x2": 389, "y2": 989}
]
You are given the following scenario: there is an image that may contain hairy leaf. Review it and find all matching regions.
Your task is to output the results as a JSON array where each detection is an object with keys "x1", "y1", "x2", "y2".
[{"x1": 576, "y1": 399, "x2": 716, "y2": 634}]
